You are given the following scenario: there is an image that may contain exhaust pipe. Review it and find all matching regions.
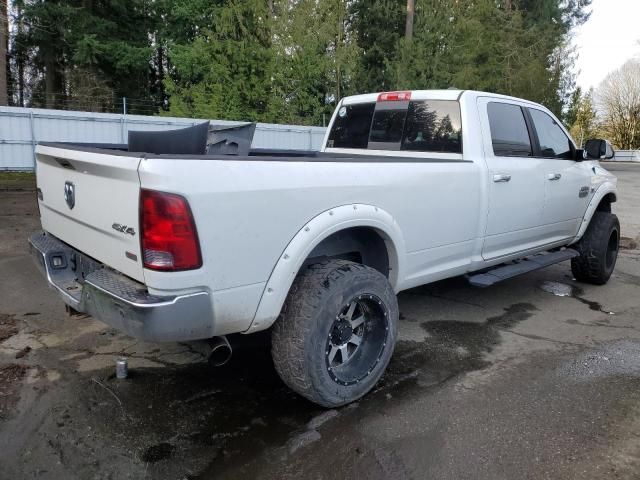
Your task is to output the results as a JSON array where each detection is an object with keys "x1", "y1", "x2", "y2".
[{"x1": 208, "y1": 336, "x2": 232, "y2": 367}]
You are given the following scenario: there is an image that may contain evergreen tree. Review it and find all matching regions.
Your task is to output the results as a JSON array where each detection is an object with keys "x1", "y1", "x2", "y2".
[
  {"x1": 5, "y1": 0, "x2": 593, "y2": 122},
  {"x1": 567, "y1": 88, "x2": 599, "y2": 146},
  {"x1": 163, "y1": 0, "x2": 273, "y2": 120}
]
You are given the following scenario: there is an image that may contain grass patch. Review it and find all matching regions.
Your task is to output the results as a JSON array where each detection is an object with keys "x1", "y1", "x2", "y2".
[{"x1": 0, "y1": 172, "x2": 36, "y2": 190}]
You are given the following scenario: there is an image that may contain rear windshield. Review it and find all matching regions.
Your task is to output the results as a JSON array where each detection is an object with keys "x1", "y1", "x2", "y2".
[{"x1": 326, "y1": 99, "x2": 462, "y2": 154}]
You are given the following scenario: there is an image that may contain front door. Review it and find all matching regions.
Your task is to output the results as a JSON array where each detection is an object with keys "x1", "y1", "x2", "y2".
[
  {"x1": 526, "y1": 107, "x2": 591, "y2": 241},
  {"x1": 478, "y1": 98, "x2": 547, "y2": 260}
]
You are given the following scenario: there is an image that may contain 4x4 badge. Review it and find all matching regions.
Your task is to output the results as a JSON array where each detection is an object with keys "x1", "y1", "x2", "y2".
[
  {"x1": 64, "y1": 181, "x2": 75, "y2": 209},
  {"x1": 112, "y1": 223, "x2": 136, "y2": 236}
]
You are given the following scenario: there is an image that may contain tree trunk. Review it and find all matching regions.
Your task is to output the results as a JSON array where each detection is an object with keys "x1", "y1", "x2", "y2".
[
  {"x1": 156, "y1": 43, "x2": 164, "y2": 84},
  {"x1": 16, "y1": 5, "x2": 23, "y2": 107},
  {"x1": 405, "y1": 0, "x2": 415, "y2": 42},
  {"x1": 0, "y1": 0, "x2": 8, "y2": 106},
  {"x1": 45, "y1": 58, "x2": 57, "y2": 109}
]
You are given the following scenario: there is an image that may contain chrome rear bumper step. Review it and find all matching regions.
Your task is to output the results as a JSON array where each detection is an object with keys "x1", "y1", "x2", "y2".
[{"x1": 29, "y1": 230, "x2": 214, "y2": 342}]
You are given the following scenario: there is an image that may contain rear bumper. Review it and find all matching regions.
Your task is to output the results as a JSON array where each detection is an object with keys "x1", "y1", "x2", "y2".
[{"x1": 29, "y1": 231, "x2": 214, "y2": 342}]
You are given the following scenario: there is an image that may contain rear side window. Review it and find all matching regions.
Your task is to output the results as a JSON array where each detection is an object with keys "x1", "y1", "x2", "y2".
[
  {"x1": 401, "y1": 100, "x2": 462, "y2": 153},
  {"x1": 487, "y1": 102, "x2": 532, "y2": 157},
  {"x1": 528, "y1": 108, "x2": 573, "y2": 159},
  {"x1": 327, "y1": 103, "x2": 375, "y2": 149}
]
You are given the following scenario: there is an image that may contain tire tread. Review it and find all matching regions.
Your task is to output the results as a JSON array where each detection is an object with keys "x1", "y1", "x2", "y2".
[
  {"x1": 271, "y1": 259, "x2": 395, "y2": 406},
  {"x1": 571, "y1": 212, "x2": 619, "y2": 285}
]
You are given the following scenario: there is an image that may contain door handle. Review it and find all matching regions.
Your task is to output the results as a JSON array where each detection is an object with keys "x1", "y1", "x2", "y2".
[
  {"x1": 547, "y1": 173, "x2": 562, "y2": 181},
  {"x1": 493, "y1": 174, "x2": 511, "y2": 183}
]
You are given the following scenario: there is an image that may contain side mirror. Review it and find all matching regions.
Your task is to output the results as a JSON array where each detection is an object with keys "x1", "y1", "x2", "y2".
[{"x1": 584, "y1": 139, "x2": 615, "y2": 160}]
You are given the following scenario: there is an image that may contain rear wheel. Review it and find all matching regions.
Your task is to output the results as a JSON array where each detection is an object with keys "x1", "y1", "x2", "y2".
[
  {"x1": 571, "y1": 212, "x2": 620, "y2": 285},
  {"x1": 271, "y1": 259, "x2": 398, "y2": 407}
]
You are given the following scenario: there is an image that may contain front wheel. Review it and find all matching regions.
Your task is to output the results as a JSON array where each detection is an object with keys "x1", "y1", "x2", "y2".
[
  {"x1": 271, "y1": 259, "x2": 398, "y2": 407},
  {"x1": 571, "y1": 211, "x2": 620, "y2": 285}
]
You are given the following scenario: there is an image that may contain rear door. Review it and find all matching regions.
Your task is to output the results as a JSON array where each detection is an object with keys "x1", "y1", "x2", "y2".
[
  {"x1": 35, "y1": 144, "x2": 145, "y2": 282},
  {"x1": 526, "y1": 107, "x2": 591, "y2": 240},
  {"x1": 478, "y1": 98, "x2": 546, "y2": 260}
]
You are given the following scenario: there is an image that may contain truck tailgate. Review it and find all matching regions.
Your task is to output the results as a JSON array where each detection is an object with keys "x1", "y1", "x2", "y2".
[{"x1": 35, "y1": 144, "x2": 145, "y2": 282}]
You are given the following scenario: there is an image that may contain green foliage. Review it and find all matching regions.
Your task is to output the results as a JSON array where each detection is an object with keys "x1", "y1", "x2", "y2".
[
  {"x1": 163, "y1": 0, "x2": 273, "y2": 120},
  {"x1": 567, "y1": 88, "x2": 599, "y2": 146},
  {"x1": 14, "y1": 0, "x2": 154, "y2": 112},
  {"x1": 163, "y1": 0, "x2": 360, "y2": 125},
  {"x1": 351, "y1": 0, "x2": 405, "y2": 92},
  {"x1": 385, "y1": 0, "x2": 590, "y2": 118},
  {"x1": 7, "y1": 0, "x2": 592, "y2": 124}
]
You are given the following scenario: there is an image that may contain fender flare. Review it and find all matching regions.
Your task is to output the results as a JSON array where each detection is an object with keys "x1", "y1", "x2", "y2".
[
  {"x1": 245, "y1": 204, "x2": 406, "y2": 333},
  {"x1": 571, "y1": 182, "x2": 617, "y2": 244}
]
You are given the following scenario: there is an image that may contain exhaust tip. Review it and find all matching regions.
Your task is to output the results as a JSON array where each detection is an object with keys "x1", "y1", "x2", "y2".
[{"x1": 208, "y1": 336, "x2": 232, "y2": 367}]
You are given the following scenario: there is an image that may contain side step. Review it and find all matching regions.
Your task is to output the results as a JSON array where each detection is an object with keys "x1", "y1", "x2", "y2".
[{"x1": 468, "y1": 249, "x2": 579, "y2": 288}]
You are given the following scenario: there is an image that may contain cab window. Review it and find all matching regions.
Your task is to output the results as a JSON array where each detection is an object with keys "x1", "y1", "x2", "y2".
[
  {"x1": 487, "y1": 102, "x2": 532, "y2": 157},
  {"x1": 528, "y1": 108, "x2": 573, "y2": 159}
]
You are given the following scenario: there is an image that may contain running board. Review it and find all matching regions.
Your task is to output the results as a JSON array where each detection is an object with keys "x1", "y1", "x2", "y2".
[{"x1": 468, "y1": 249, "x2": 579, "y2": 288}]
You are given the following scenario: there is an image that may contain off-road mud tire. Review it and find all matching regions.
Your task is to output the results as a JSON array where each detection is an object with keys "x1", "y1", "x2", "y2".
[
  {"x1": 271, "y1": 259, "x2": 398, "y2": 407},
  {"x1": 571, "y1": 212, "x2": 620, "y2": 285}
]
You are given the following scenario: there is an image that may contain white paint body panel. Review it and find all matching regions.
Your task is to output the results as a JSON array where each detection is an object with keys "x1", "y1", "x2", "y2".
[
  {"x1": 34, "y1": 90, "x2": 618, "y2": 338},
  {"x1": 35, "y1": 145, "x2": 145, "y2": 282}
]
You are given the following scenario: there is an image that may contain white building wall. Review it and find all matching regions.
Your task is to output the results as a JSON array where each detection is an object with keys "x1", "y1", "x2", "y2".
[
  {"x1": 0, "y1": 106, "x2": 327, "y2": 171},
  {"x1": 610, "y1": 150, "x2": 640, "y2": 162}
]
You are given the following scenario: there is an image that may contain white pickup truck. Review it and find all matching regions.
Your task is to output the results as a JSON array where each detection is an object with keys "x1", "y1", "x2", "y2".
[{"x1": 30, "y1": 89, "x2": 619, "y2": 407}]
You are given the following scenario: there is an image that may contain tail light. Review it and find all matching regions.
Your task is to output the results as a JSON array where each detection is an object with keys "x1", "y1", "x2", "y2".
[
  {"x1": 377, "y1": 91, "x2": 411, "y2": 102},
  {"x1": 140, "y1": 189, "x2": 202, "y2": 271}
]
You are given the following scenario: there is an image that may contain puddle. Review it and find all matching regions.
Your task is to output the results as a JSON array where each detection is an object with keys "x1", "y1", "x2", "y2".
[
  {"x1": 539, "y1": 281, "x2": 615, "y2": 315},
  {"x1": 540, "y1": 281, "x2": 575, "y2": 297},
  {"x1": 416, "y1": 302, "x2": 538, "y2": 365}
]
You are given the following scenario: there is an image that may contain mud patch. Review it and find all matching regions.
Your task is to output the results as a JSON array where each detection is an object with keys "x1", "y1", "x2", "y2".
[
  {"x1": 58, "y1": 334, "x2": 325, "y2": 478},
  {"x1": 0, "y1": 313, "x2": 18, "y2": 342},
  {"x1": 141, "y1": 442, "x2": 175, "y2": 463},
  {"x1": 619, "y1": 236, "x2": 638, "y2": 250},
  {"x1": 14, "y1": 346, "x2": 31, "y2": 359},
  {"x1": 0, "y1": 363, "x2": 27, "y2": 419}
]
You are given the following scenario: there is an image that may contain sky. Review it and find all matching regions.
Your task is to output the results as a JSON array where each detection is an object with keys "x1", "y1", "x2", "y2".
[{"x1": 573, "y1": 0, "x2": 640, "y2": 91}]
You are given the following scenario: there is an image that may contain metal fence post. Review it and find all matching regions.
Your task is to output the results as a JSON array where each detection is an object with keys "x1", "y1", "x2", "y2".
[
  {"x1": 29, "y1": 111, "x2": 36, "y2": 169},
  {"x1": 120, "y1": 98, "x2": 127, "y2": 143}
]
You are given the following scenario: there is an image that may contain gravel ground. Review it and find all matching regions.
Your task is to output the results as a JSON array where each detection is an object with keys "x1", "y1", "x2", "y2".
[{"x1": 0, "y1": 163, "x2": 639, "y2": 479}]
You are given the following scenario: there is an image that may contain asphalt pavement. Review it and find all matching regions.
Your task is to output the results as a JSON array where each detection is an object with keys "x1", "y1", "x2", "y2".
[{"x1": 1, "y1": 163, "x2": 639, "y2": 479}]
